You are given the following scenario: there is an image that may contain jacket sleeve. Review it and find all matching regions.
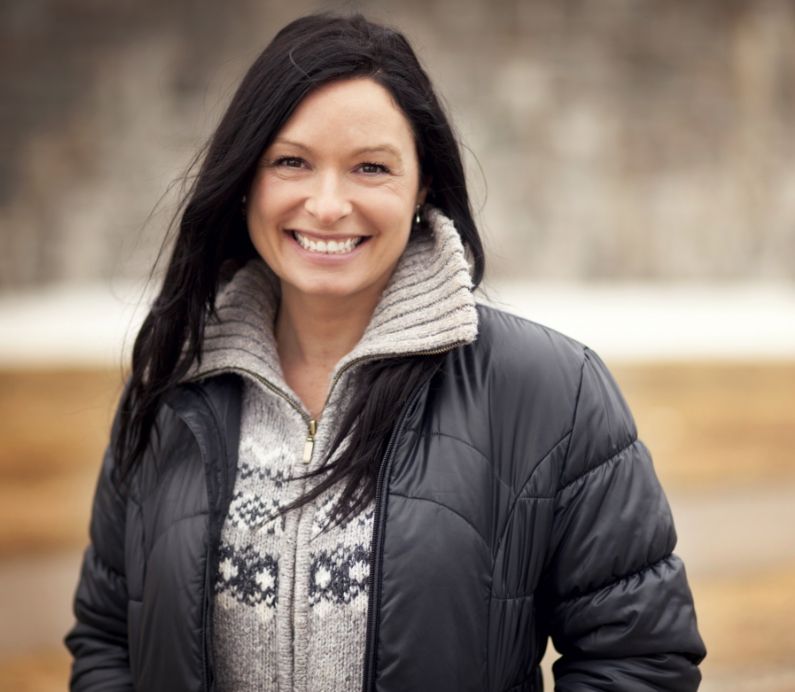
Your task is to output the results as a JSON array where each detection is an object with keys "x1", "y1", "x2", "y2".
[
  {"x1": 541, "y1": 348, "x2": 706, "y2": 691},
  {"x1": 64, "y1": 411, "x2": 134, "y2": 691}
]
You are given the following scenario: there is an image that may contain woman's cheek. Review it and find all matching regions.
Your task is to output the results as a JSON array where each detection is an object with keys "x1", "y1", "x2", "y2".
[
  {"x1": 355, "y1": 186, "x2": 414, "y2": 222},
  {"x1": 252, "y1": 175, "x2": 303, "y2": 214}
]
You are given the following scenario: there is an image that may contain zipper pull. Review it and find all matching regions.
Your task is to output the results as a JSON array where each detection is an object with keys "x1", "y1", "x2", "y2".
[{"x1": 303, "y1": 419, "x2": 317, "y2": 464}]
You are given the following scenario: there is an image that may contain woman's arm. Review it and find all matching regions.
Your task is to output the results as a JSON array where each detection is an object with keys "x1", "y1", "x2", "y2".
[
  {"x1": 64, "y1": 414, "x2": 134, "y2": 691},
  {"x1": 541, "y1": 349, "x2": 706, "y2": 691}
]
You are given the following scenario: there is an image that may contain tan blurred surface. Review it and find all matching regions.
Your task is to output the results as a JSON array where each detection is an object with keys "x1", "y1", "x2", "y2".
[
  {"x1": 617, "y1": 362, "x2": 795, "y2": 489},
  {"x1": 0, "y1": 369, "x2": 122, "y2": 556},
  {"x1": 1, "y1": 363, "x2": 794, "y2": 689}
]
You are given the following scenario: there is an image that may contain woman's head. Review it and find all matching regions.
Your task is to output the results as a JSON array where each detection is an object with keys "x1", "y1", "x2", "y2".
[
  {"x1": 173, "y1": 12, "x2": 484, "y2": 302},
  {"x1": 245, "y1": 76, "x2": 426, "y2": 311}
]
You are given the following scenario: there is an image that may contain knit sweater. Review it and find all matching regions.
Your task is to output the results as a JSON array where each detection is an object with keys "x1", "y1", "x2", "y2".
[{"x1": 185, "y1": 208, "x2": 479, "y2": 692}]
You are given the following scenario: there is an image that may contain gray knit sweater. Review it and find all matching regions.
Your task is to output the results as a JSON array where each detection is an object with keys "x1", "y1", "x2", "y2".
[{"x1": 186, "y1": 209, "x2": 479, "y2": 691}]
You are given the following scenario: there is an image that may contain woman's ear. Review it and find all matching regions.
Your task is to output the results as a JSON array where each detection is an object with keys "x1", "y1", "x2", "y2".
[{"x1": 417, "y1": 177, "x2": 431, "y2": 206}]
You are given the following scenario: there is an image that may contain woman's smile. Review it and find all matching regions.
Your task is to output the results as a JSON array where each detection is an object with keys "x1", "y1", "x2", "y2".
[{"x1": 288, "y1": 229, "x2": 370, "y2": 256}]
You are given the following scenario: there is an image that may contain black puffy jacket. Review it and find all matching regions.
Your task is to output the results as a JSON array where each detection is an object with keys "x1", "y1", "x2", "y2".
[{"x1": 66, "y1": 305, "x2": 706, "y2": 691}]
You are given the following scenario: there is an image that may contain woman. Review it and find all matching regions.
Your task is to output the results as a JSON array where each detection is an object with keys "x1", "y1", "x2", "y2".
[{"x1": 65, "y1": 12, "x2": 705, "y2": 692}]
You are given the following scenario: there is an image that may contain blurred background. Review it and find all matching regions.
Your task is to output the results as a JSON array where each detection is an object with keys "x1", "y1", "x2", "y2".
[{"x1": 1, "y1": 0, "x2": 794, "y2": 690}]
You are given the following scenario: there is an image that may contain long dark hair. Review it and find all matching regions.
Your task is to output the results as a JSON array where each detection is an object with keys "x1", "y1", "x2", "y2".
[{"x1": 116, "y1": 12, "x2": 485, "y2": 524}]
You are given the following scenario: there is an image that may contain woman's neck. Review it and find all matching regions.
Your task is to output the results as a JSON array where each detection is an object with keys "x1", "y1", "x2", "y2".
[{"x1": 274, "y1": 288, "x2": 380, "y2": 416}]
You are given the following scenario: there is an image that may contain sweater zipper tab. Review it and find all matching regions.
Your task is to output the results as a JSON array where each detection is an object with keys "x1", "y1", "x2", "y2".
[{"x1": 303, "y1": 418, "x2": 317, "y2": 464}]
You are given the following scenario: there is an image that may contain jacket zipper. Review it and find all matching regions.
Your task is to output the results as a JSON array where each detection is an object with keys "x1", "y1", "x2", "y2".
[
  {"x1": 361, "y1": 351, "x2": 451, "y2": 692},
  {"x1": 360, "y1": 395, "x2": 412, "y2": 692},
  {"x1": 186, "y1": 383, "x2": 232, "y2": 692}
]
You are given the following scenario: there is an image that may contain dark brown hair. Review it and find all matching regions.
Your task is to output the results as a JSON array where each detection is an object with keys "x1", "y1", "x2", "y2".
[{"x1": 115, "y1": 12, "x2": 484, "y2": 524}]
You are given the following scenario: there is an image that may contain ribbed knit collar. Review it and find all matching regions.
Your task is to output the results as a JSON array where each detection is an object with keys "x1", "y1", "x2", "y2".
[{"x1": 185, "y1": 207, "x2": 479, "y2": 413}]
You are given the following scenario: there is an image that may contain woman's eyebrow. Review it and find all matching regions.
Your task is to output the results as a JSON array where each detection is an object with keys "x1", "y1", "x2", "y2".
[
  {"x1": 271, "y1": 137, "x2": 311, "y2": 151},
  {"x1": 351, "y1": 144, "x2": 403, "y2": 162}
]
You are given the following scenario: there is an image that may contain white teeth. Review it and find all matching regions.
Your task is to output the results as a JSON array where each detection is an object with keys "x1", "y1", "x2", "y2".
[{"x1": 293, "y1": 231, "x2": 362, "y2": 254}]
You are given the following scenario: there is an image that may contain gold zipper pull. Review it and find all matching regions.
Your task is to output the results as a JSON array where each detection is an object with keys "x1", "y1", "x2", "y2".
[{"x1": 303, "y1": 419, "x2": 317, "y2": 464}]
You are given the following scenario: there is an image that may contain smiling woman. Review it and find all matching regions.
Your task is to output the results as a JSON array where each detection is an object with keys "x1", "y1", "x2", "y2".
[{"x1": 64, "y1": 12, "x2": 705, "y2": 692}]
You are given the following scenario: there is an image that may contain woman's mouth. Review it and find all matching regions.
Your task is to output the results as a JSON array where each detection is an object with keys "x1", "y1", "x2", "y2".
[{"x1": 291, "y1": 230, "x2": 367, "y2": 255}]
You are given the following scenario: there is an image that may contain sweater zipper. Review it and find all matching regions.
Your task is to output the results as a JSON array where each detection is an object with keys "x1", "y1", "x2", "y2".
[
  {"x1": 187, "y1": 367, "x2": 316, "y2": 458},
  {"x1": 303, "y1": 418, "x2": 317, "y2": 463},
  {"x1": 192, "y1": 344, "x2": 460, "y2": 466}
]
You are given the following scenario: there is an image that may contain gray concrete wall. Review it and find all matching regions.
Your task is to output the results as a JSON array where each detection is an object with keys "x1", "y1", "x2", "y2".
[{"x1": 2, "y1": 0, "x2": 794, "y2": 287}]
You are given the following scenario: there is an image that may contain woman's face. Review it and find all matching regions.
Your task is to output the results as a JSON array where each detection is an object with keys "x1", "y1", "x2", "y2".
[{"x1": 246, "y1": 77, "x2": 425, "y2": 311}]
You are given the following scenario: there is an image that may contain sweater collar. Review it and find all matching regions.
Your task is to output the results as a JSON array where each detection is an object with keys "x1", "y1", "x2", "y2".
[{"x1": 185, "y1": 207, "x2": 478, "y2": 409}]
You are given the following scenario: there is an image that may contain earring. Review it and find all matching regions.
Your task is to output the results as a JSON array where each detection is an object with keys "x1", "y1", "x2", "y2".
[
  {"x1": 241, "y1": 195, "x2": 247, "y2": 217},
  {"x1": 414, "y1": 204, "x2": 422, "y2": 226}
]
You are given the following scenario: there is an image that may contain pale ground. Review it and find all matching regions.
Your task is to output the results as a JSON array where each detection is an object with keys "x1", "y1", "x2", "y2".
[
  {"x1": 2, "y1": 281, "x2": 795, "y2": 366},
  {"x1": 0, "y1": 363, "x2": 793, "y2": 691}
]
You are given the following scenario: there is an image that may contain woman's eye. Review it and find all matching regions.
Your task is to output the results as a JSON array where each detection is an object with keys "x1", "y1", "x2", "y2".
[
  {"x1": 358, "y1": 162, "x2": 390, "y2": 175},
  {"x1": 273, "y1": 156, "x2": 305, "y2": 168}
]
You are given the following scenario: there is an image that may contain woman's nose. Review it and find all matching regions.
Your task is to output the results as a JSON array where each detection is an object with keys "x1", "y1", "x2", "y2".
[{"x1": 304, "y1": 173, "x2": 353, "y2": 225}]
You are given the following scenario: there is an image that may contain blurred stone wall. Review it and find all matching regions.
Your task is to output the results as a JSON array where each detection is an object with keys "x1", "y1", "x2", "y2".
[{"x1": 1, "y1": 0, "x2": 793, "y2": 287}]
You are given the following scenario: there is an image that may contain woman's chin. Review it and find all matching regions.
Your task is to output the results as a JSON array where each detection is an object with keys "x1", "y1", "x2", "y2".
[{"x1": 280, "y1": 276, "x2": 382, "y2": 305}]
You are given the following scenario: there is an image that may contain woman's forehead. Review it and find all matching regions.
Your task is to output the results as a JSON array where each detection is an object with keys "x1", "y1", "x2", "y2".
[{"x1": 273, "y1": 78, "x2": 415, "y2": 156}]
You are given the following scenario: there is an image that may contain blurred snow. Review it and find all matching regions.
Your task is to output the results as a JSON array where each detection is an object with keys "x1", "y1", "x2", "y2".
[
  {"x1": 0, "y1": 282, "x2": 153, "y2": 368},
  {"x1": 484, "y1": 281, "x2": 795, "y2": 361},
  {"x1": 0, "y1": 281, "x2": 793, "y2": 367}
]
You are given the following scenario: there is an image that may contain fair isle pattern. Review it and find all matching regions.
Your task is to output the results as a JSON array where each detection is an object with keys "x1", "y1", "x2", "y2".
[
  {"x1": 226, "y1": 489, "x2": 286, "y2": 535},
  {"x1": 309, "y1": 493, "x2": 375, "y2": 608},
  {"x1": 311, "y1": 486, "x2": 376, "y2": 538},
  {"x1": 226, "y1": 463, "x2": 294, "y2": 535},
  {"x1": 216, "y1": 543, "x2": 279, "y2": 611},
  {"x1": 309, "y1": 543, "x2": 371, "y2": 606},
  {"x1": 185, "y1": 208, "x2": 479, "y2": 691}
]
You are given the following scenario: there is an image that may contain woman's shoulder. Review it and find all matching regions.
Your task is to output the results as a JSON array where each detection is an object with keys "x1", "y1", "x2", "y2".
[
  {"x1": 467, "y1": 302, "x2": 634, "y2": 431},
  {"x1": 471, "y1": 301, "x2": 631, "y2": 407},
  {"x1": 162, "y1": 373, "x2": 243, "y2": 426},
  {"x1": 472, "y1": 302, "x2": 589, "y2": 377},
  {"x1": 116, "y1": 374, "x2": 242, "y2": 496},
  {"x1": 469, "y1": 302, "x2": 638, "y2": 480},
  {"x1": 438, "y1": 303, "x2": 590, "y2": 447}
]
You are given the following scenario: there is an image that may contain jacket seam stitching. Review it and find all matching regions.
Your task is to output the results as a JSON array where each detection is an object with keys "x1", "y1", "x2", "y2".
[
  {"x1": 90, "y1": 544, "x2": 128, "y2": 583},
  {"x1": 146, "y1": 511, "x2": 209, "y2": 559},
  {"x1": 556, "y1": 437, "x2": 639, "y2": 496},
  {"x1": 404, "y1": 427, "x2": 488, "y2": 461},
  {"x1": 492, "y1": 430, "x2": 571, "y2": 558},
  {"x1": 517, "y1": 431, "x2": 573, "y2": 499},
  {"x1": 559, "y1": 348, "x2": 589, "y2": 486},
  {"x1": 403, "y1": 428, "x2": 514, "y2": 493},
  {"x1": 487, "y1": 348, "x2": 585, "y2": 629},
  {"x1": 389, "y1": 492, "x2": 490, "y2": 550},
  {"x1": 491, "y1": 592, "x2": 536, "y2": 601},
  {"x1": 556, "y1": 553, "x2": 676, "y2": 606}
]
